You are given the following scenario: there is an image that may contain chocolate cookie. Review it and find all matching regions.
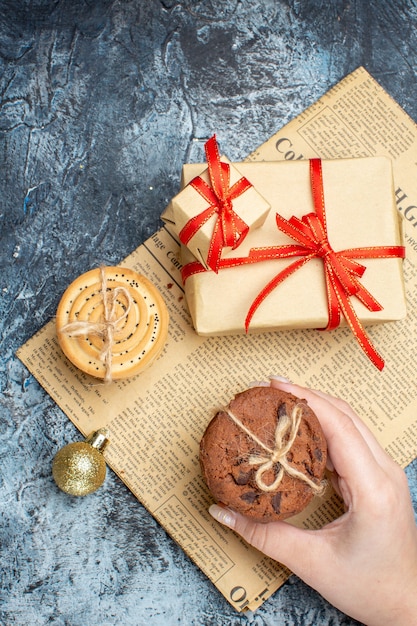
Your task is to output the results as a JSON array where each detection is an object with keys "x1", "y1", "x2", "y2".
[{"x1": 200, "y1": 386, "x2": 327, "y2": 522}]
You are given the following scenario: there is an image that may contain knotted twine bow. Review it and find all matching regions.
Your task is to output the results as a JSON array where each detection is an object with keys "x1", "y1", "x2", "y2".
[
  {"x1": 59, "y1": 267, "x2": 133, "y2": 384},
  {"x1": 179, "y1": 135, "x2": 253, "y2": 273},
  {"x1": 182, "y1": 158, "x2": 406, "y2": 370},
  {"x1": 225, "y1": 404, "x2": 324, "y2": 493}
]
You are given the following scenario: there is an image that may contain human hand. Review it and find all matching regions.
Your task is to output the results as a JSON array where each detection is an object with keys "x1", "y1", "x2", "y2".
[{"x1": 209, "y1": 379, "x2": 417, "y2": 625}]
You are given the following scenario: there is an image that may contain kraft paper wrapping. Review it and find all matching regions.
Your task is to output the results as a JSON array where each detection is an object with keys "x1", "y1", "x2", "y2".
[
  {"x1": 162, "y1": 157, "x2": 271, "y2": 269},
  {"x1": 180, "y1": 157, "x2": 406, "y2": 336}
]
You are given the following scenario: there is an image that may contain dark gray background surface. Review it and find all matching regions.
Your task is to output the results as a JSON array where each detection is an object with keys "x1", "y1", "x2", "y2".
[{"x1": 1, "y1": 1, "x2": 416, "y2": 624}]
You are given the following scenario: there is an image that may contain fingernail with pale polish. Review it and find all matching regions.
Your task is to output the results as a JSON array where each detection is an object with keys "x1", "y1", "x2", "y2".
[
  {"x1": 248, "y1": 380, "x2": 270, "y2": 387},
  {"x1": 269, "y1": 375, "x2": 292, "y2": 383},
  {"x1": 209, "y1": 504, "x2": 236, "y2": 529}
]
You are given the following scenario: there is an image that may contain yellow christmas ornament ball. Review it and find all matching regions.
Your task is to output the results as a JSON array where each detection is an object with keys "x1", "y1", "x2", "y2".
[{"x1": 52, "y1": 429, "x2": 109, "y2": 496}]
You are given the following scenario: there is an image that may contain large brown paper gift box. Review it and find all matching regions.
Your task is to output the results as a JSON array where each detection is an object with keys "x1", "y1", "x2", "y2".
[
  {"x1": 162, "y1": 156, "x2": 270, "y2": 270},
  {"x1": 177, "y1": 157, "x2": 406, "y2": 341}
]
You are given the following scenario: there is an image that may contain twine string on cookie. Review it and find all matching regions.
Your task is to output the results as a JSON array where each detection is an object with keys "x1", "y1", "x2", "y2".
[
  {"x1": 59, "y1": 267, "x2": 133, "y2": 384},
  {"x1": 225, "y1": 405, "x2": 324, "y2": 493}
]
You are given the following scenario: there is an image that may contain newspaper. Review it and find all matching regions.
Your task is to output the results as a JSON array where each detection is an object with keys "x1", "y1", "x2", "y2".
[{"x1": 17, "y1": 66, "x2": 417, "y2": 612}]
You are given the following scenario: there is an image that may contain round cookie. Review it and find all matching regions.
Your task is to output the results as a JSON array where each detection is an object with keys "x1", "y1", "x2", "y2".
[
  {"x1": 200, "y1": 386, "x2": 327, "y2": 522},
  {"x1": 56, "y1": 266, "x2": 169, "y2": 381}
]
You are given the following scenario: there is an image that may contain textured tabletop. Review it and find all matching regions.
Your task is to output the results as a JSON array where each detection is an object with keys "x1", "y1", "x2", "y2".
[{"x1": 1, "y1": 2, "x2": 417, "y2": 625}]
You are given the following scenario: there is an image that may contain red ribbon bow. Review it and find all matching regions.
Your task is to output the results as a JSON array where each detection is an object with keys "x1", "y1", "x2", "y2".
[
  {"x1": 179, "y1": 135, "x2": 252, "y2": 273},
  {"x1": 182, "y1": 158, "x2": 405, "y2": 370},
  {"x1": 245, "y1": 158, "x2": 405, "y2": 370}
]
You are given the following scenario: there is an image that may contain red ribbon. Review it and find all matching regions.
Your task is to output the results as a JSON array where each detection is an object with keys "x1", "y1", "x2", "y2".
[
  {"x1": 179, "y1": 135, "x2": 252, "y2": 273},
  {"x1": 182, "y1": 158, "x2": 405, "y2": 370}
]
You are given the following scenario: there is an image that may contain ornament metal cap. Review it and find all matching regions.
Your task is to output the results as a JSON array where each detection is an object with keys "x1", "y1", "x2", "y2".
[
  {"x1": 85, "y1": 428, "x2": 110, "y2": 452},
  {"x1": 52, "y1": 428, "x2": 110, "y2": 497}
]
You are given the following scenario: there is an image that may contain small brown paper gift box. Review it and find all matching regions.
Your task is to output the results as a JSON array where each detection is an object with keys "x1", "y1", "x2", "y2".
[
  {"x1": 180, "y1": 157, "x2": 406, "y2": 369},
  {"x1": 162, "y1": 138, "x2": 270, "y2": 272}
]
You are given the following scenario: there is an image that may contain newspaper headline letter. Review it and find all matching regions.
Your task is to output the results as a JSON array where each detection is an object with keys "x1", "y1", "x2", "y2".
[{"x1": 17, "y1": 67, "x2": 417, "y2": 611}]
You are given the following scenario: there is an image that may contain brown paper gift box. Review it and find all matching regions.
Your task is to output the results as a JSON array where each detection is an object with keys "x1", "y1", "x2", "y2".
[
  {"x1": 162, "y1": 156, "x2": 271, "y2": 270},
  {"x1": 180, "y1": 157, "x2": 406, "y2": 339}
]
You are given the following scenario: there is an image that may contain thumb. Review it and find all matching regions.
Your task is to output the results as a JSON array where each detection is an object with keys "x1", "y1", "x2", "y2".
[{"x1": 209, "y1": 504, "x2": 320, "y2": 577}]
